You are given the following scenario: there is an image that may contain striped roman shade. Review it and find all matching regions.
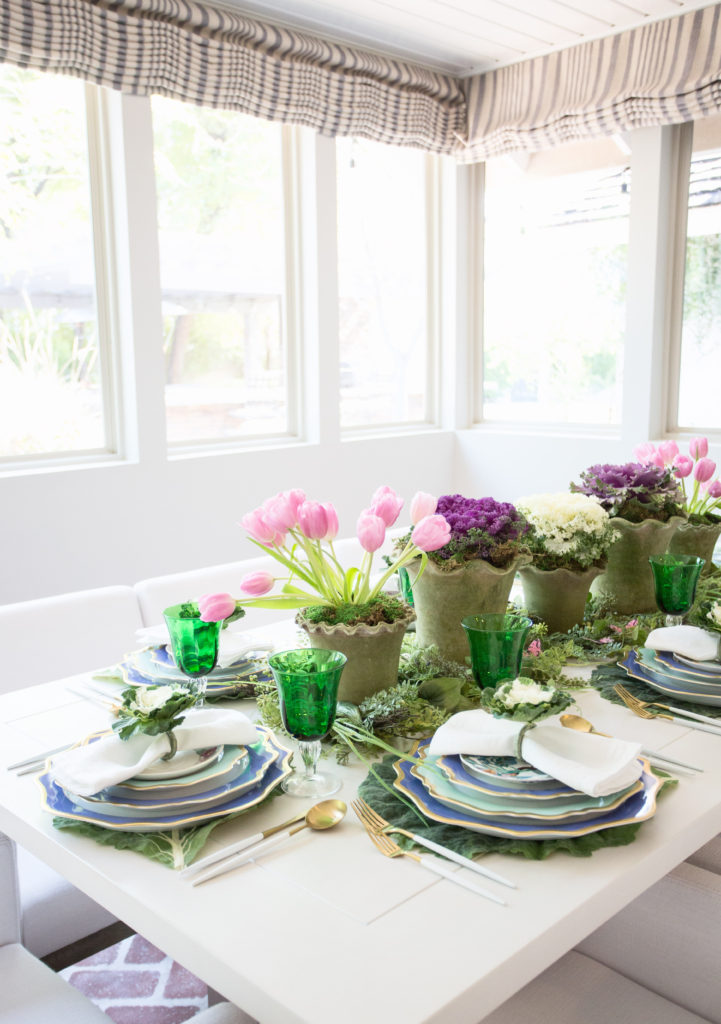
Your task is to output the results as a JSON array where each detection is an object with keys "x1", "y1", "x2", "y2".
[
  {"x1": 0, "y1": 0, "x2": 466, "y2": 154},
  {"x1": 461, "y1": 4, "x2": 721, "y2": 162}
]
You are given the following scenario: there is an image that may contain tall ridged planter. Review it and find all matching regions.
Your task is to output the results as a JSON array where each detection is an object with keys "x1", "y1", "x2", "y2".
[
  {"x1": 519, "y1": 564, "x2": 604, "y2": 634},
  {"x1": 590, "y1": 516, "x2": 684, "y2": 614},
  {"x1": 296, "y1": 605, "x2": 415, "y2": 705},
  {"x1": 406, "y1": 554, "x2": 531, "y2": 664},
  {"x1": 669, "y1": 521, "x2": 721, "y2": 576}
]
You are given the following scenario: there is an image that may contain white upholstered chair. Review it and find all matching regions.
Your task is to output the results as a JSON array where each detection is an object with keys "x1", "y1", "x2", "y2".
[{"x1": 0, "y1": 586, "x2": 145, "y2": 956}]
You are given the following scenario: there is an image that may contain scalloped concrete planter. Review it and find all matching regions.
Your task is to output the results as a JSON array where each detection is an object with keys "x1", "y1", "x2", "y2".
[
  {"x1": 296, "y1": 604, "x2": 416, "y2": 705},
  {"x1": 669, "y1": 521, "x2": 721, "y2": 575},
  {"x1": 406, "y1": 553, "x2": 531, "y2": 665},
  {"x1": 591, "y1": 516, "x2": 684, "y2": 614},
  {"x1": 519, "y1": 564, "x2": 604, "y2": 634}
]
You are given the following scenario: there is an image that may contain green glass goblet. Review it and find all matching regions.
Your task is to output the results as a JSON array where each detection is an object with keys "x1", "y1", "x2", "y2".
[
  {"x1": 163, "y1": 603, "x2": 222, "y2": 706},
  {"x1": 648, "y1": 554, "x2": 705, "y2": 627},
  {"x1": 268, "y1": 648, "x2": 347, "y2": 799},
  {"x1": 461, "y1": 613, "x2": 533, "y2": 689}
]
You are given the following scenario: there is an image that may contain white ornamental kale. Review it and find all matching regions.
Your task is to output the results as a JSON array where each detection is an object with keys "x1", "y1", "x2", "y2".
[
  {"x1": 516, "y1": 491, "x2": 615, "y2": 570},
  {"x1": 708, "y1": 602, "x2": 721, "y2": 630},
  {"x1": 480, "y1": 677, "x2": 573, "y2": 723}
]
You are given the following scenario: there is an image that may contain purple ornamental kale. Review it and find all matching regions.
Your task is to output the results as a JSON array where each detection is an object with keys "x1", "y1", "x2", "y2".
[
  {"x1": 432, "y1": 494, "x2": 529, "y2": 565},
  {"x1": 570, "y1": 463, "x2": 684, "y2": 522}
]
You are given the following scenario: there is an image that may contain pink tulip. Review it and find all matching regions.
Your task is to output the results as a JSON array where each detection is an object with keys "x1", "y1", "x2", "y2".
[
  {"x1": 411, "y1": 514, "x2": 451, "y2": 552},
  {"x1": 673, "y1": 454, "x2": 694, "y2": 478},
  {"x1": 649, "y1": 451, "x2": 666, "y2": 469},
  {"x1": 706, "y1": 479, "x2": 721, "y2": 499},
  {"x1": 198, "y1": 593, "x2": 236, "y2": 622},
  {"x1": 657, "y1": 440, "x2": 679, "y2": 465},
  {"x1": 241, "y1": 509, "x2": 278, "y2": 546},
  {"x1": 286, "y1": 489, "x2": 306, "y2": 518},
  {"x1": 690, "y1": 437, "x2": 709, "y2": 459},
  {"x1": 370, "y1": 485, "x2": 404, "y2": 527},
  {"x1": 409, "y1": 491, "x2": 437, "y2": 524},
  {"x1": 633, "y1": 442, "x2": 656, "y2": 464},
  {"x1": 357, "y1": 513, "x2": 386, "y2": 553},
  {"x1": 297, "y1": 501, "x2": 328, "y2": 540},
  {"x1": 263, "y1": 493, "x2": 297, "y2": 532},
  {"x1": 321, "y1": 502, "x2": 339, "y2": 541},
  {"x1": 694, "y1": 457, "x2": 716, "y2": 484},
  {"x1": 240, "y1": 571, "x2": 274, "y2": 597}
]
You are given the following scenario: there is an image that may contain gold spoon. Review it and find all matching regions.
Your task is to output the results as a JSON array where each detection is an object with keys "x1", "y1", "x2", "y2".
[
  {"x1": 190, "y1": 799, "x2": 347, "y2": 885},
  {"x1": 560, "y1": 714, "x2": 701, "y2": 772}
]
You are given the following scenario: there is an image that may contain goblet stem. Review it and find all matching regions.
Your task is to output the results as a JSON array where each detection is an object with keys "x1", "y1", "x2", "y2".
[
  {"x1": 299, "y1": 740, "x2": 321, "y2": 780},
  {"x1": 665, "y1": 614, "x2": 684, "y2": 628},
  {"x1": 195, "y1": 677, "x2": 207, "y2": 707}
]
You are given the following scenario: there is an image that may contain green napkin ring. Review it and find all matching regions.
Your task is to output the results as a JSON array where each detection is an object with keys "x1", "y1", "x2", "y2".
[
  {"x1": 515, "y1": 722, "x2": 536, "y2": 761},
  {"x1": 161, "y1": 731, "x2": 178, "y2": 761}
]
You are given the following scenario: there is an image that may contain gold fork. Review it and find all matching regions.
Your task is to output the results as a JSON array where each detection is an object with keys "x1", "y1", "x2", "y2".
[
  {"x1": 615, "y1": 683, "x2": 721, "y2": 730},
  {"x1": 352, "y1": 796, "x2": 515, "y2": 888},
  {"x1": 351, "y1": 801, "x2": 506, "y2": 905}
]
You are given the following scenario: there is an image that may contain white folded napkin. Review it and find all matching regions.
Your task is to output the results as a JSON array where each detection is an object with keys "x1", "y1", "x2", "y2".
[
  {"x1": 134, "y1": 624, "x2": 273, "y2": 669},
  {"x1": 645, "y1": 625, "x2": 719, "y2": 662},
  {"x1": 51, "y1": 708, "x2": 259, "y2": 797},
  {"x1": 428, "y1": 710, "x2": 643, "y2": 797}
]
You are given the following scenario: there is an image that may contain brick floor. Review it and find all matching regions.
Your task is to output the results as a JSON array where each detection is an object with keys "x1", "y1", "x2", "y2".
[{"x1": 61, "y1": 934, "x2": 208, "y2": 1023}]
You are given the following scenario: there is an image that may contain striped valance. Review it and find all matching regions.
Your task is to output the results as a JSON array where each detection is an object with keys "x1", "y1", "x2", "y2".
[
  {"x1": 0, "y1": 0, "x2": 466, "y2": 155},
  {"x1": 461, "y1": 4, "x2": 721, "y2": 163}
]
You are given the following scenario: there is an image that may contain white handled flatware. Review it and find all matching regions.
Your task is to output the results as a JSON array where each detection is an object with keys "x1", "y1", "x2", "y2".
[
  {"x1": 7, "y1": 744, "x2": 72, "y2": 772},
  {"x1": 664, "y1": 705, "x2": 721, "y2": 728},
  {"x1": 191, "y1": 828, "x2": 298, "y2": 885},
  {"x1": 181, "y1": 810, "x2": 306, "y2": 878},
  {"x1": 640, "y1": 748, "x2": 702, "y2": 771},
  {"x1": 397, "y1": 830, "x2": 516, "y2": 888},
  {"x1": 664, "y1": 717, "x2": 721, "y2": 737},
  {"x1": 411, "y1": 854, "x2": 507, "y2": 904}
]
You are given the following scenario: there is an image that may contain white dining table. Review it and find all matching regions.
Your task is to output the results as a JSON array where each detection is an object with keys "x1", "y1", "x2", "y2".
[{"x1": 1, "y1": 645, "x2": 721, "y2": 1024}]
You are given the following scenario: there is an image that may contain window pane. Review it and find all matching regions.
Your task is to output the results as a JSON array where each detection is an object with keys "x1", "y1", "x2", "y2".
[
  {"x1": 152, "y1": 98, "x2": 288, "y2": 444},
  {"x1": 482, "y1": 155, "x2": 629, "y2": 424},
  {"x1": 0, "y1": 67, "x2": 104, "y2": 457},
  {"x1": 337, "y1": 138, "x2": 429, "y2": 429},
  {"x1": 678, "y1": 129, "x2": 721, "y2": 429}
]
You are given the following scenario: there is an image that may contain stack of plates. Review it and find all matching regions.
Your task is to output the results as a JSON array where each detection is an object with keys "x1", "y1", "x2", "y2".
[
  {"x1": 620, "y1": 648, "x2": 721, "y2": 708},
  {"x1": 117, "y1": 645, "x2": 273, "y2": 697},
  {"x1": 38, "y1": 726, "x2": 292, "y2": 832},
  {"x1": 392, "y1": 741, "x2": 661, "y2": 840}
]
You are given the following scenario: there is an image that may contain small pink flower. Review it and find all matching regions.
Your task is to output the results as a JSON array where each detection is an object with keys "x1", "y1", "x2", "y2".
[
  {"x1": 526, "y1": 639, "x2": 541, "y2": 657},
  {"x1": 240, "y1": 571, "x2": 274, "y2": 597},
  {"x1": 370, "y1": 485, "x2": 404, "y2": 527},
  {"x1": 357, "y1": 513, "x2": 386, "y2": 553},
  {"x1": 598, "y1": 637, "x2": 613, "y2": 645},
  {"x1": 198, "y1": 593, "x2": 236, "y2": 622},
  {"x1": 321, "y1": 502, "x2": 339, "y2": 541},
  {"x1": 411, "y1": 514, "x2": 451, "y2": 552},
  {"x1": 633, "y1": 442, "x2": 657, "y2": 464},
  {"x1": 657, "y1": 440, "x2": 679, "y2": 465},
  {"x1": 673, "y1": 454, "x2": 694, "y2": 478},
  {"x1": 694, "y1": 457, "x2": 716, "y2": 484},
  {"x1": 625, "y1": 619, "x2": 638, "y2": 629},
  {"x1": 263, "y1": 493, "x2": 297, "y2": 532},
  {"x1": 297, "y1": 501, "x2": 328, "y2": 540},
  {"x1": 706, "y1": 479, "x2": 721, "y2": 499},
  {"x1": 690, "y1": 437, "x2": 709, "y2": 459},
  {"x1": 241, "y1": 509, "x2": 277, "y2": 546},
  {"x1": 409, "y1": 491, "x2": 437, "y2": 525}
]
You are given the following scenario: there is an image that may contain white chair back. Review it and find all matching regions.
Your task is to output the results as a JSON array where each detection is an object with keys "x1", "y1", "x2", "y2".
[{"x1": 0, "y1": 586, "x2": 144, "y2": 693}]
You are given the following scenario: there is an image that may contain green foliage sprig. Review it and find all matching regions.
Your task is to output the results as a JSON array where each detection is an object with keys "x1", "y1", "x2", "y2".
[{"x1": 112, "y1": 684, "x2": 198, "y2": 741}]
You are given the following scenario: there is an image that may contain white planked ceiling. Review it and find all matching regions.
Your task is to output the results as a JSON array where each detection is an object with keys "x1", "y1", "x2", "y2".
[{"x1": 210, "y1": 0, "x2": 718, "y2": 76}]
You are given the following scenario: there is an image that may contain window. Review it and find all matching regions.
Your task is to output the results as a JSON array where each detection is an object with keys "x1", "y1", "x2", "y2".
[
  {"x1": 677, "y1": 119, "x2": 721, "y2": 430},
  {"x1": 336, "y1": 137, "x2": 433, "y2": 430},
  {"x1": 151, "y1": 97, "x2": 291, "y2": 445},
  {"x1": 481, "y1": 146, "x2": 629, "y2": 425},
  {"x1": 0, "y1": 67, "x2": 108, "y2": 459}
]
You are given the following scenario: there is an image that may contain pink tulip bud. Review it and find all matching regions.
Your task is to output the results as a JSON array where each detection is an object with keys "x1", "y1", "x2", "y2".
[
  {"x1": 297, "y1": 501, "x2": 328, "y2": 540},
  {"x1": 240, "y1": 509, "x2": 278, "y2": 546},
  {"x1": 694, "y1": 457, "x2": 716, "y2": 484},
  {"x1": 321, "y1": 502, "x2": 339, "y2": 541},
  {"x1": 409, "y1": 491, "x2": 437, "y2": 525},
  {"x1": 657, "y1": 440, "x2": 679, "y2": 465},
  {"x1": 649, "y1": 451, "x2": 666, "y2": 469},
  {"x1": 707, "y1": 479, "x2": 721, "y2": 499},
  {"x1": 263, "y1": 493, "x2": 297, "y2": 532},
  {"x1": 411, "y1": 514, "x2": 451, "y2": 552},
  {"x1": 371, "y1": 486, "x2": 404, "y2": 527},
  {"x1": 357, "y1": 513, "x2": 386, "y2": 553},
  {"x1": 285, "y1": 489, "x2": 306, "y2": 518},
  {"x1": 198, "y1": 593, "x2": 236, "y2": 622},
  {"x1": 690, "y1": 437, "x2": 709, "y2": 459},
  {"x1": 239, "y1": 571, "x2": 275, "y2": 597},
  {"x1": 673, "y1": 454, "x2": 693, "y2": 478},
  {"x1": 633, "y1": 442, "x2": 657, "y2": 464}
]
